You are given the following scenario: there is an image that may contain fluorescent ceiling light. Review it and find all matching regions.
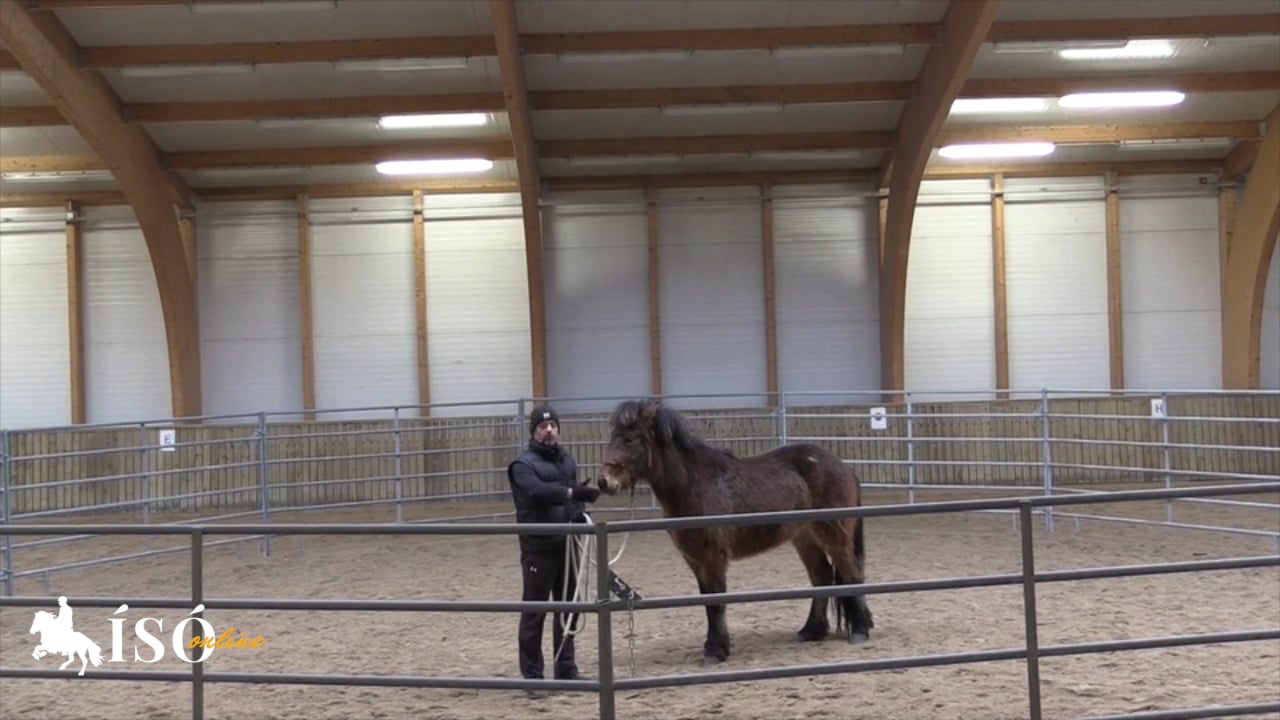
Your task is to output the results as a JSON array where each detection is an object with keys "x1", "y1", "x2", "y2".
[
  {"x1": 661, "y1": 102, "x2": 784, "y2": 116},
  {"x1": 992, "y1": 39, "x2": 1127, "y2": 54},
  {"x1": 334, "y1": 58, "x2": 469, "y2": 72},
  {"x1": 375, "y1": 158, "x2": 494, "y2": 175},
  {"x1": 119, "y1": 63, "x2": 254, "y2": 77},
  {"x1": 1059, "y1": 90, "x2": 1185, "y2": 108},
  {"x1": 190, "y1": 1, "x2": 337, "y2": 13},
  {"x1": 1058, "y1": 39, "x2": 1175, "y2": 60},
  {"x1": 377, "y1": 112, "x2": 491, "y2": 129},
  {"x1": 558, "y1": 50, "x2": 691, "y2": 64},
  {"x1": 772, "y1": 44, "x2": 905, "y2": 58},
  {"x1": 937, "y1": 142, "x2": 1056, "y2": 159},
  {"x1": 1118, "y1": 137, "x2": 1234, "y2": 152},
  {"x1": 950, "y1": 97, "x2": 1052, "y2": 114},
  {"x1": 0, "y1": 170, "x2": 114, "y2": 181}
]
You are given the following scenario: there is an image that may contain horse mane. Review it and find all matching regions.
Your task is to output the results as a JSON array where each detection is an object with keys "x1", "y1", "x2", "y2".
[{"x1": 610, "y1": 399, "x2": 729, "y2": 462}]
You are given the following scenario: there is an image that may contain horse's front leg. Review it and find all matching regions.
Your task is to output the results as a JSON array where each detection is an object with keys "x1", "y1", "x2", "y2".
[
  {"x1": 691, "y1": 557, "x2": 730, "y2": 666},
  {"x1": 32, "y1": 644, "x2": 46, "y2": 661}
]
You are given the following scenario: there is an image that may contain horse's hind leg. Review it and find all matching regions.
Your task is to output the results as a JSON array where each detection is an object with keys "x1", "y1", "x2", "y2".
[
  {"x1": 792, "y1": 534, "x2": 834, "y2": 641},
  {"x1": 823, "y1": 521, "x2": 873, "y2": 645}
]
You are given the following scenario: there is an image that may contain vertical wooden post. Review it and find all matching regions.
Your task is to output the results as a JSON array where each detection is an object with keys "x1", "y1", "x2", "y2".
[
  {"x1": 178, "y1": 213, "x2": 200, "y2": 422},
  {"x1": 1218, "y1": 185, "x2": 1238, "y2": 384},
  {"x1": 1104, "y1": 172, "x2": 1125, "y2": 391},
  {"x1": 65, "y1": 201, "x2": 85, "y2": 424},
  {"x1": 991, "y1": 174, "x2": 1010, "y2": 399},
  {"x1": 646, "y1": 186, "x2": 662, "y2": 397},
  {"x1": 297, "y1": 193, "x2": 316, "y2": 421},
  {"x1": 413, "y1": 190, "x2": 430, "y2": 416},
  {"x1": 761, "y1": 182, "x2": 778, "y2": 407}
]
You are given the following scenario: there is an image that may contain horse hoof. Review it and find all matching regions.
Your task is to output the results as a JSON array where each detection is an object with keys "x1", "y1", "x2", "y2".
[
  {"x1": 849, "y1": 631, "x2": 870, "y2": 645},
  {"x1": 702, "y1": 656, "x2": 724, "y2": 668},
  {"x1": 797, "y1": 626, "x2": 829, "y2": 642}
]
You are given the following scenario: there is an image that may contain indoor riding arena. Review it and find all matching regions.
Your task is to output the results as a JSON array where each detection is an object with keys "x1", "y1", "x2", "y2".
[{"x1": 0, "y1": 2, "x2": 1278, "y2": 720}]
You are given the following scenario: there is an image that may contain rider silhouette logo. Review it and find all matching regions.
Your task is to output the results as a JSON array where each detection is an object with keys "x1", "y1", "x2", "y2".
[{"x1": 29, "y1": 596, "x2": 104, "y2": 677}]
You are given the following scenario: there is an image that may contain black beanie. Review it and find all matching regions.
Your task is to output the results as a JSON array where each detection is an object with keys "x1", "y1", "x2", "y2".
[{"x1": 529, "y1": 404, "x2": 560, "y2": 436}]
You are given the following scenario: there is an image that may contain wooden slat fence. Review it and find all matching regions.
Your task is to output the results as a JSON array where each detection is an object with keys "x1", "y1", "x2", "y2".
[{"x1": 1, "y1": 394, "x2": 1275, "y2": 518}]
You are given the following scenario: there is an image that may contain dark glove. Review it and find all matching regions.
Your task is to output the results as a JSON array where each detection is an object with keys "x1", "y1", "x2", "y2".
[{"x1": 571, "y1": 482, "x2": 601, "y2": 503}]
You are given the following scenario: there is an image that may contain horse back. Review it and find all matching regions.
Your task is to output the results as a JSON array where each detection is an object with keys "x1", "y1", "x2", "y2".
[{"x1": 757, "y1": 442, "x2": 861, "y2": 508}]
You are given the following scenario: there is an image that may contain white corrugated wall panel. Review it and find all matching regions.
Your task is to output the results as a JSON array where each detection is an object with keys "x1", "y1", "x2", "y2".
[
  {"x1": 0, "y1": 218, "x2": 70, "y2": 429},
  {"x1": 657, "y1": 187, "x2": 767, "y2": 409},
  {"x1": 309, "y1": 196, "x2": 418, "y2": 419},
  {"x1": 1119, "y1": 185, "x2": 1222, "y2": 390},
  {"x1": 543, "y1": 190, "x2": 650, "y2": 412},
  {"x1": 425, "y1": 192, "x2": 531, "y2": 416},
  {"x1": 198, "y1": 200, "x2": 303, "y2": 419},
  {"x1": 1004, "y1": 176, "x2": 1110, "y2": 393},
  {"x1": 905, "y1": 179, "x2": 996, "y2": 400},
  {"x1": 1263, "y1": 234, "x2": 1279, "y2": 389},
  {"x1": 772, "y1": 185, "x2": 880, "y2": 404},
  {"x1": 82, "y1": 220, "x2": 172, "y2": 423}
]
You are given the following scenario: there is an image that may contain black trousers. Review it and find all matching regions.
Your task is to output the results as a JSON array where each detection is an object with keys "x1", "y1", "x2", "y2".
[{"x1": 518, "y1": 544, "x2": 580, "y2": 679}]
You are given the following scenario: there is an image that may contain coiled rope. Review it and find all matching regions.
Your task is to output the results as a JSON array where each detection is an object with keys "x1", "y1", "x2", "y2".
[{"x1": 553, "y1": 511, "x2": 630, "y2": 664}]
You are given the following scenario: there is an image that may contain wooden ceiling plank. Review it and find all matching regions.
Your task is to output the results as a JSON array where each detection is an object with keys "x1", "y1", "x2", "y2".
[
  {"x1": 879, "y1": 0, "x2": 1002, "y2": 395},
  {"x1": 0, "y1": 0, "x2": 202, "y2": 417},
  {"x1": 939, "y1": 120, "x2": 1261, "y2": 145},
  {"x1": 489, "y1": 0, "x2": 548, "y2": 399}
]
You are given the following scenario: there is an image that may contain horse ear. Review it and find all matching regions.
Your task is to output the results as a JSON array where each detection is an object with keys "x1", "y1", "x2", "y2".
[{"x1": 638, "y1": 398, "x2": 660, "y2": 424}]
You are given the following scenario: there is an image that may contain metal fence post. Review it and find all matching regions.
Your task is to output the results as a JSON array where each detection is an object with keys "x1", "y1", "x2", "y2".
[
  {"x1": 0, "y1": 429, "x2": 12, "y2": 597},
  {"x1": 1018, "y1": 501, "x2": 1043, "y2": 720},
  {"x1": 139, "y1": 424, "x2": 152, "y2": 523},
  {"x1": 905, "y1": 392, "x2": 916, "y2": 503},
  {"x1": 191, "y1": 528, "x2": 205, "y2": 720},
  {"x1": 1160, "y1": 392, "x2": 1172, "y2": 524},
  {"x1": 595, "y1": 522, "x2": 616, "y2": 720},
  {"x1": 775, "y1": 391, "x2": 785, "y2": 447},
  {"x1": 257, "y1": 412, "x2": 271, "y2": 557},
  {"x1": 1039, "y1": 389, "x2": 1055, "y2": 534},
  {"x1": 393, "y1": 407, "x2": 404, "y2": 524}
]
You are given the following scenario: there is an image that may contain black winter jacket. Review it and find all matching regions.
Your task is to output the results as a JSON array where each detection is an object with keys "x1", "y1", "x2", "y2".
[{"x1": 507, "y1": 441, "x2": 583, "y2": 553}]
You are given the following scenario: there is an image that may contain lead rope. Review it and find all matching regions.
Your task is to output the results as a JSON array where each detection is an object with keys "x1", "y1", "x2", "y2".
[{"x1": 553, "y1": 502, "x2": 638, "y2": 675}]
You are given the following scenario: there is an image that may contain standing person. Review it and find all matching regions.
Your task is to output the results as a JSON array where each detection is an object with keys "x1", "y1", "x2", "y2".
[{"x1": 507, "y1": 404, "x2": 600, "y2": 686}]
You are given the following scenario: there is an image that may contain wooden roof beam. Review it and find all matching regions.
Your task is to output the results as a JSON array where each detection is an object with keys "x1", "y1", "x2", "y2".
[
  {"x1": 4, "y1": 120, "x2": 1261, "y2": 174},
  {"x1": 7, "y1": 71, "x2": 1280, "y2": 128},
  {"x1": 1, "y1": 13, "x2": 1275, "y2": 71},
  {"x1": 1222, "y1": 139, "x2": 1261, "y2": 181},
  {"x1": 878, "y1": 0, "x2": 1002, "y2": 396},
  {"x1": 0, "y1": 0, "x2": 201, "y2": 418},
  {"x1": 0, "y1": 158, "x2": 1229, "y2": 208},
  {"x1": 1222, "y1": 102, "x2": 1280, "y2": 388},
  {"x1": 489, "y1": 0, "x2": 547, "y2": 399}
]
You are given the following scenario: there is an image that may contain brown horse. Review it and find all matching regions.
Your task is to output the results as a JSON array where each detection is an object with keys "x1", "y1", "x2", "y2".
[{"x1": 597, "y1": 398, "x2": 873, "y2": 666}]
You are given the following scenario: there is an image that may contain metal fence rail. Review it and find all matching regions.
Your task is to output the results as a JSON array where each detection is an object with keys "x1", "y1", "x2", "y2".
[
  {"x1": 2, "y1": 481, "x2": 1278, "y2": 720},
  {"x1": 2, "y1": 388, "x2": 1278, "y2": 594}
]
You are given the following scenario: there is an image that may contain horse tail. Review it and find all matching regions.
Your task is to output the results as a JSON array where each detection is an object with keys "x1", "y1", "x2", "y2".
[
  {"x1": 87, "y1": 640, "x2": 103, "y2": 667},
  {"x1": 853, "y1": 512, "x2": 866, "y2": 583}
]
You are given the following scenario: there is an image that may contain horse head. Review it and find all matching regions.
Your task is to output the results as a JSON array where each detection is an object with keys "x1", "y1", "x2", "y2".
[
  {"x1": 599, "y1": 398, "x2": 700, "y2": 495},
  {"x1": 29, "y1": 609, "x2": 53, "y2": 635}
]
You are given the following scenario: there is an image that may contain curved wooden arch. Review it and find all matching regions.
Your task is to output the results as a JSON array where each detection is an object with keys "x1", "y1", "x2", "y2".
[{"x1": 0, "y1": 1, "x2": 202, "y2": 419}]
